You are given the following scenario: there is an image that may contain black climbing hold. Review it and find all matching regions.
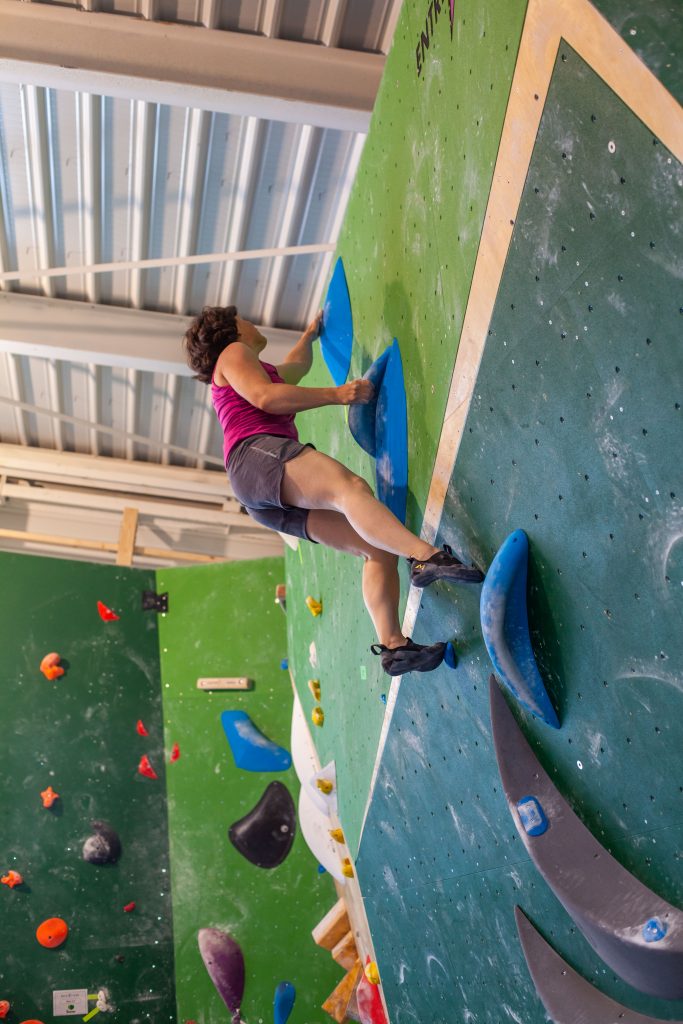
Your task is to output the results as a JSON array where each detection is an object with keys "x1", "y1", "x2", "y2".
[
  {"x1": 228, "y1": 781, "x2": 296, "y2": 869},
  {"x1": 83, "y1": 821, "x2": 122, "y2": 864},
  {"x1": 142, "y1": 590, "x2": 168, "y2": 613}
]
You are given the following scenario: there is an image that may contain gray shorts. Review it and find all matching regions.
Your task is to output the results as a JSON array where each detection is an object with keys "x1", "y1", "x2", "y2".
[{"x1": 227, "y1": 433, "x2": 318, "y2": 542}]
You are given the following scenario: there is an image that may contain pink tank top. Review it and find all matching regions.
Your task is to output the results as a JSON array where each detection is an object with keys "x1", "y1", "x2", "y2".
[{"x1": 211, "y1": 359, "x2": 298, "y2": 466}]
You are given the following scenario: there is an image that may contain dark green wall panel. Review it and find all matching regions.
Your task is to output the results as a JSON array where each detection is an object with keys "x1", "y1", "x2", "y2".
[
  {"x1": 0, "y1": 552, "x2": 175, "y2": 1021},
  {"x1": 591, "y1": 0, "x2": 682, "y2": 103}
]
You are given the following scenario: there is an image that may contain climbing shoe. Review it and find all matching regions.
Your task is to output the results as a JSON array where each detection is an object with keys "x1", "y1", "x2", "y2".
[
  {"x1": 409, "y1": 543, "x2": 484, "y2": 587},
  {"x1": 370, "y1": 637, "x2": 447, "y2": 677}
]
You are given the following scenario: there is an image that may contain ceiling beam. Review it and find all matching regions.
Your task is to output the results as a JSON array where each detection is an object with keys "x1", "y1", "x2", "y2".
[
  {"x1": 0, "y1": 0, "x2": 383, "y2": 132},
  {"x1": 0, "y1": 292, "x2": 299, "y2": 376}
]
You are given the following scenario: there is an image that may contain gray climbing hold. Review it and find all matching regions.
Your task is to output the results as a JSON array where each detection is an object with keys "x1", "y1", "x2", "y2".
[
  {"x1": 515, "y1": 907, "x2": 683, "y2": 1023},
  {"x1": 82, "y1": 820, "x2": 122, "y2": 865},
  {"x1": 490, "y1": 677, "x2": 683, "y2": 999}
]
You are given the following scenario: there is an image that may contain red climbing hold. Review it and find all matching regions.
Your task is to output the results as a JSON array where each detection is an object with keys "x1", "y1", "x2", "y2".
[
  {"x1": 170, "y1": 742, "x2": 180, "y2": 762},
  {"x1": 0, "y1": 1001, "x2": 9, "y2": 1019},
  {"x1": 136, "y1": 720, "x2": 149, "y2": 737},
  {"x1": 123, "y1": 902, "x2": 136, "y2": 913},
  {"x1": 138, "y1": 755, "x2": 158, "y2": 780},
  {"x1": 1, "y1": 870, "x2": 23, "y2": 888},
  {"x1": 97, "y1": 598, "x2": 120, "y2": 622}
]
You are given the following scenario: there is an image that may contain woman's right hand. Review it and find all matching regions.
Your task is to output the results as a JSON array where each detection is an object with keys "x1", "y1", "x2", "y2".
[{"x1": 335, "y1": 379, "x2": 374, "y2": 405}]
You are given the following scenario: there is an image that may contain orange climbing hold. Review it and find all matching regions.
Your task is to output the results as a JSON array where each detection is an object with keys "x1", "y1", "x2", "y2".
[
  {"x1": 1, "y1": 870, "x2": 23, "y2": 888},
  {"x1": 36, "y1": 917, "x2": 68, "y2": 948},
  {"x1": 170, "y1": 742, "x2": 180, "y2": 762},
  {"x1": 97, "y1": 600, "x2": 120, "y2": 622},
  {"x1": 136, "y1": 719, "x2": 149, "y2": 736},
  {"x1": 138, "y1": 754, "x2": 158, "y2": 779},
  {"x1": 0, "y1": 1001, "x2": 9, "y2": 1019},
  {"x1": 39, "y1": 652, "x2": 64, "y2": 680},
  {"x1": 40, "y1": 786, "x2": 59, "y2": 808}
]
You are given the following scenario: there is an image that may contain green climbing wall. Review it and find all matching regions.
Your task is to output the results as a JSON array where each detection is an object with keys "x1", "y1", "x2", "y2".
[
  {"x1": 287, "y1": 0, "x2": 530, "y2": 860},
  {"x1": 356, "y1": 32, "x2": 683, "y2": 1024},
  {"x1": 0, "y1": 551, "x2": 176, "y2": 1020},
  {"x1": 156, "y1": 557, "x2": 343, "y2": 1023}
]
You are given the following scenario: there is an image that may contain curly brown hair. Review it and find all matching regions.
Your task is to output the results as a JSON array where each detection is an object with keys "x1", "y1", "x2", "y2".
[{"x1": 182, "y1": 305, "x2": 240, "y2": 384}]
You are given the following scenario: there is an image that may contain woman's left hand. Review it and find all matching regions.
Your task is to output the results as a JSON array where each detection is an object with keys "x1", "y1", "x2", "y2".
[{"x1": 303, "y1": 310, "x2": 323, "y2": 341}]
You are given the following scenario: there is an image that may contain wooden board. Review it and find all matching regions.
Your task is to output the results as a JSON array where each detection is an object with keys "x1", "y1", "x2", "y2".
[{"x1": 196, "y1": 676, "x2": 254, "y2": 690}]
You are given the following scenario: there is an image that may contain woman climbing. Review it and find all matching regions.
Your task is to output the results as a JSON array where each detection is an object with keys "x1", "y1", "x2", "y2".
[{"x1": 183, "y1": 305, "x2": 484, "y2": 676}]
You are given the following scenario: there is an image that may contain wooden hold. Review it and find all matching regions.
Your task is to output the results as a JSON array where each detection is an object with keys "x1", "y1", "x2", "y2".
[
  {"x1": 312, "y1": 898, "x2": 350, "y2": 951},
  {"x1": 331, "y1": 928, "x2": 358, "y2": 970},
  {"x1": 196, "y1": 677, "x2": 254, "y2": 691},
  {"x1": 322, "y1": 960, "x2": 362, "y2": 1023}
]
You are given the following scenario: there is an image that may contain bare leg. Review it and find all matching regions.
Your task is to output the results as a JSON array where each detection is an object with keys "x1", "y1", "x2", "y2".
[
  {"x1": 282, "y1": 449, "x2": 438, "y2": 561},
  {"x1": 306, "y1": 509, "x2": 407, "y2": 648}
]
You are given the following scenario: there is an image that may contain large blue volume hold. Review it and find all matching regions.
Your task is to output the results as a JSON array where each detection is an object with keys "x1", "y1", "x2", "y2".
[
  {"x1": 320, "y1": 256, "x2": 353, "y2": 385},
  {"x1": 221, "y1": 710, "x2": 292, "y2": 772},
  {"x1": 480, "y1": 529, "x2": 559, "y2": 727},
  {"x1": 348, "y1": 339, "x2": 408, "y2": 523}
]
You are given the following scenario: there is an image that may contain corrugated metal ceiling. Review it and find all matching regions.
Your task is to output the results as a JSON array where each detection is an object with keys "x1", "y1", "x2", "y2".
[{"x1": 0, "y1": 0, "x2": 398, "y2": 471}]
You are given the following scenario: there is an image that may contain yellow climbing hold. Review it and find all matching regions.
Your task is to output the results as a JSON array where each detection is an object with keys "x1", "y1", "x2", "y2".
[
  {"x1": 311, "y1": 706, "x2": 324, "y2": 727},
  {"x1": 364, "y1": 961, "x2": 380, "y2": 986},
  {"x1": 305, "y1": 595, "x2": 323, "y2": 617},
  {"x1": 316, "y1": 778, "x2": 334, "y2": 794},
  {"x1": 341, "y1": 857, "x2": 354, "y2": 878},
  {"x1": 308, "y1": 678, "x2": 321, "y2": 700},
  {"x1": 329, "y1": 828, "x2": 345, "y2": 844}
]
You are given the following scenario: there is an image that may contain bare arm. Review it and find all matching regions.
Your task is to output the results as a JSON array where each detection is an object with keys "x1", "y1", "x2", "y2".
[
  {"x1": 276, "y1": 312, "x2": 322, "y2": 384},
  {"x1": 220, "y1": 343, "x2": 371, "y2": 414}
]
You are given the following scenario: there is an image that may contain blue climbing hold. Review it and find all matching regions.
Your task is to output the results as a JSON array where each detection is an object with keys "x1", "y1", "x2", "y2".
[
  {"x1": 317, "y1": 864, "x2": 327, "y2": 875},
  {"x1": 480, "y1": 530, "x2": 559, "y2": 728},
  {"x1": 348, "y1": 339, "x2": 408, "y2": 523},
  {"x1": 273, "y1": 981, "x2": 296, "y2": 1024},
  {"x1": 379, "y1": 693, "x2": 387, "y2": 705},
  {"x1": 221, "y1": 711, "x2": 292, "y2": 772},
  {"x1": 516, "y1": 795, "x2": 549, "y2": 837},
  {"x1": 320, "y1": 257, "x2": 353, "y2": 386},
  {"x1": 280, "y1": 658, "x2": 288, "y2": 670},
  {"x1": 643, "y1": 917, "x2": 668, "y2": 943},
  {"x1": 444, "y1": 642, "x2": 458, "y2": 669}
]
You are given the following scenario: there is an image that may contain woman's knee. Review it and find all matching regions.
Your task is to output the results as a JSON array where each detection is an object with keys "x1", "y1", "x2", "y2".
[{"x1": 338, "y1": 472, "x2": 374, "y2": 508}]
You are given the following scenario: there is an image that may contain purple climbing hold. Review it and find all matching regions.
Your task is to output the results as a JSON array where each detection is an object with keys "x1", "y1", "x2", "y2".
[{"x1": 197, "y1": 928, "x2": 245, "y2": 1023}]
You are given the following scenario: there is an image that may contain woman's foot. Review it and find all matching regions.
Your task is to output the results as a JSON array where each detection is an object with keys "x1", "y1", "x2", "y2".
[
  {"x1": 409, "y1": 543, "x2": 484, "y2": 587},
  {"x1": 370, "y1": 637, "x2": 447, "y2": 676}
]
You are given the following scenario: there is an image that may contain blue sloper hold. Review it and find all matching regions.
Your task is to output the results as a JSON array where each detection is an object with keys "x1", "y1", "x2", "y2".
[
  {"x1": 274, "y1": 981, "x2": 296, "y2": 1024},
  {"x1": 320, "y1": 256, "x2": 353, "y2": 385},
  {"x1": 221, "y1": 710, "x2": 292, "y2": 772},
  {"x1": 515, "y1": 907, "x2": 683, "y2": 1024},
  {"x1": 491, "y1": 678, "x2": 683, "y2": 1000},
  {"x1": 349, "y1": 339, "x2": 408, "y2": 523},
  {"x1": 480, "y1": 529, "x2": 559, "y2": 727}
]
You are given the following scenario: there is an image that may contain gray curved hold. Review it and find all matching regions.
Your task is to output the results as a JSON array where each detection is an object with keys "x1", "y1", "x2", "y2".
[
  {"x1": 515, "y1": 907, "x2": 683, "y2": 1024},
  {"x1": 490, "y1": 676, "x2": 683, "y2": 1000}
]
